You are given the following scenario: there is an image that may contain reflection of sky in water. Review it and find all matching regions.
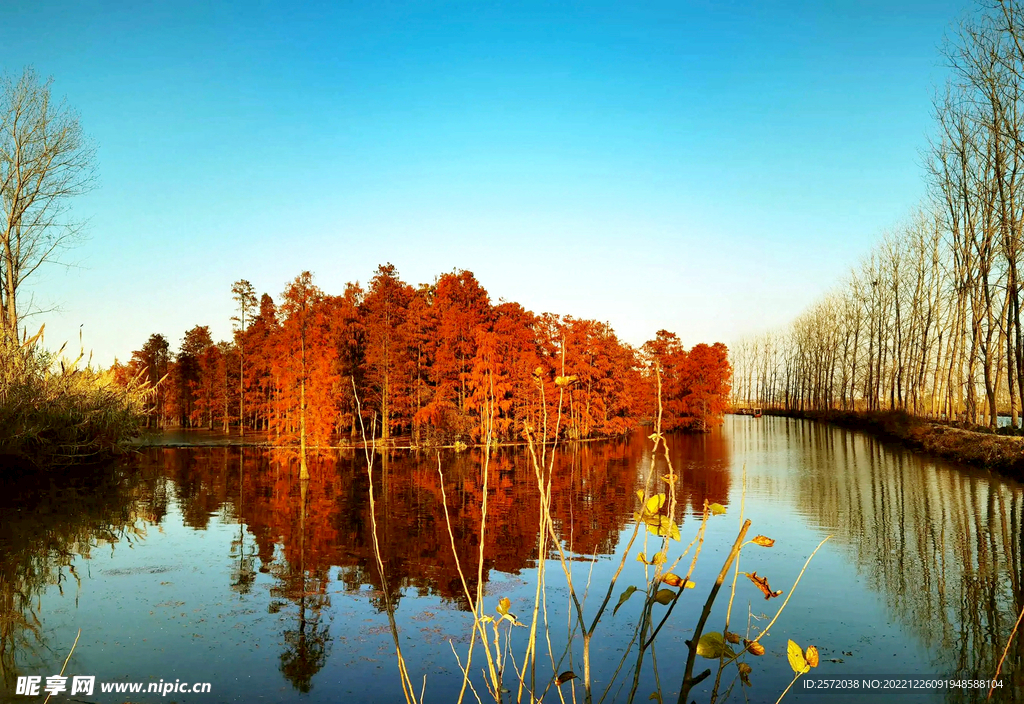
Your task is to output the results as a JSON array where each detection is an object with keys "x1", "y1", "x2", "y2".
[{"x1": 1, "y1": 417, "x2": 1021, "y2": 703}]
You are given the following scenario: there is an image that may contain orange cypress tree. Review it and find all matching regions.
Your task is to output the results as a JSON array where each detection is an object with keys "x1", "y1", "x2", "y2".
[
  {"x1": 465, "y1": 328, "x2": 515, "y2": 441},
  {"x1": 132, "y1": 333, "x2": 171, "y2": 427},
  {"x1": 326, "y1": 283, "x2": 364, "y2": 439},
  {"x1": 489, "y1": 302, "x2": 541, "y2": 440},
  {"x1": 678, "y1": 342, "x2": 732, "y2": 431},
  {"x1": 642, "y1": 333, "x2": 731, "y2": 432},
  {"x1": 641, "y1": 330, "x2": 688, "y2": 429},
  {"x1": 119, "y1": 268, "x2": 728, "y2": 443},
  {"x1": 406, "y1": 284, "x2": 437, "y2": 444},
  {"x1": 192, "y1": 342, "x2": 224, "y2": 429},
  {"x1": 432, "y1": 270, "x2": 491, "y2": 408},
  {"x1": 239, "y1": 294, "x2": 279, "y2": 432},
  {"x1": 178, "y1": 325, "x2": 214, "y2": 427},
  {"x1": 360, "y1": 264, "x2": 415, "y2": 442},
  {"x1": 273, "y1": 272, "x2": 339, "y2": 449}
]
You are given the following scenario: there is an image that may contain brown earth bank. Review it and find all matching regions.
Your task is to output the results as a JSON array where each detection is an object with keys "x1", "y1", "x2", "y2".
[{"x1": 763, "y1": 409, "x2": 1024, "y2": 483}]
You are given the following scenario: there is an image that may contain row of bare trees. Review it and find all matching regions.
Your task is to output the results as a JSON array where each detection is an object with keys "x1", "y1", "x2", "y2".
[{"x1": 733, "y1": 1, "x2": 1024, "y2": 428}]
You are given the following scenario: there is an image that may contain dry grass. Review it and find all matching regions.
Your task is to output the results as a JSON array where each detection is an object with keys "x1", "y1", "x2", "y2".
[
  {"x1": 422, "y1": 366, "x2": 829, "y2": 704},
  {"x1": 0, "y1": 331, "x2": 149, "y2": 467}
]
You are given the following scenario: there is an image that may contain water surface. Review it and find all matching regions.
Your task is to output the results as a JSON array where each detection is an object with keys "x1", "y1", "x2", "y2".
[{"x1": 1, "y1": 417, "x2": 1021, "y2": 703}]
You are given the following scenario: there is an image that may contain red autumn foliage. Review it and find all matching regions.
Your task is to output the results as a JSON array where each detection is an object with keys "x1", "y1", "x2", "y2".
[
  {"x1": 119, "y1": 265, "x2": 732, "y2": 445},
  {"x1": 271, "y1": 272, "x2": 339, "y2": 447},
  {"x1": 642, "y1": 333, "x2": 732, "y2": 432}
]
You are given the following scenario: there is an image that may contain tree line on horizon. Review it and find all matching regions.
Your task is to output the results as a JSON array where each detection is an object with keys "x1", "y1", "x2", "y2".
[
  {"x1": 733, "y1": 1, "x2": 1024, "y2": 429},
  {"x1": 114, "y1": 265, "x2": 731, "y2": 446}
]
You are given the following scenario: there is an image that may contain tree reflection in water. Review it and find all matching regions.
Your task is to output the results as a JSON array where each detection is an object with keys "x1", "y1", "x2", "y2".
[
  {"x1": 2, "y1": 419, "x2": 1020, "y2": 701},
  {"x1": 133, "y1": 434, "x2": 731, "y2": 693},
  {"x1": 229, "y1": 449, "x2": 256, "y2": 595},
  {"x1": 735, "y1": 416, "x2": 1024, "y2": 698},
  {"x1": 0, "y1": 461, "x2": 163, "y2": 688},
  {"x1": 275, "y1": 474, "x2": 331, "y2": 693}
]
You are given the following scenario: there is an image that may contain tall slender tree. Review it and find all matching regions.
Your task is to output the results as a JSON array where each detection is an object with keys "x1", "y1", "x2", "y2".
[
  {"x1": 361, "y1": 264, "x2": 414, "y2": 443},
  {"x1": 232, "y1": 279, "x2": 257, "y2": 435}
]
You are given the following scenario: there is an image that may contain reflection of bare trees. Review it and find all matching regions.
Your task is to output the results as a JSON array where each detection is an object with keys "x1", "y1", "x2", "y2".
[
  {"x1": 229, "y1": 450, "x2": 256, "y2": 595},
  {"x1": 741, "y1": 417, "x2": 1023, "y2": 699},
  {"x1": 0, "y1": 464, "x2": 160, "y2": 687}
]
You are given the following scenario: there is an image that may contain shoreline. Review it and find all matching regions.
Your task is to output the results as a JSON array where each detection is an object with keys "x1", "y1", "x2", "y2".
[
  {"x1": 761, "y1": 409, "x2": 1024, "y2": 483},
  {"x1": 127, "y1": 427, "x2": 638, "y2": 451},
  {"x1": 80, "y1": 415, "x2": 1024, "y2": 486}
]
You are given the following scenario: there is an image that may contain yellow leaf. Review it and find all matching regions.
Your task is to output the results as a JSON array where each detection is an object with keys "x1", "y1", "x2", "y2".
[
  {"x1": 709, "y1": 503, "x2": 726, "y2": 516},
  {"x1": 641, "y1": 513, "x2": 662, "y2": 527},
  {"x1": 645, "y1": 494, "x2": 666, "y2": 514},
  {"x1": 637, "y1": 551, "x2": 667, "y2": 565},
  {"x1": 787, "y1": 640, "x2": 810, "y2": 674},
  {"x1": 645, "y1": 515, "x2": 681, "y2": 541},
  {"x1": 696, "y1": 632, "x2": 730, "y2": 659},
  {"x1": 805, "y1": 645, "x2": 819, "y2": 668},
  {"x1": 661, "y1": 573, "x2": 694, "y2": 588},
  {"x1": 496, "y1": 597, "x2": 511, "y2": 617},
  {"x1": 647, "y1": 519, "x2": 672, "y2": 539},
  {"x1": 660, "y1": 516, "x2": 681, "y2": 541},
  {"x1": 752, "y1": 535, "x2": 775, "y2": 547},
  {"x1": 661, "y1": 573, "x2": 683, "y2": 587},
  {"x1": 654, "y1": 588, "x2": 675, "y2": 605},
  {"x1": 637, "y1": 490, "x2": 646, "y2": 502}
]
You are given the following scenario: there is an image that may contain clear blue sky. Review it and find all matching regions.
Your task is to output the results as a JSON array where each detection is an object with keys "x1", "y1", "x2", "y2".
[{"x1": 2, "y1": 0, "x2": 965, "y2": 365}]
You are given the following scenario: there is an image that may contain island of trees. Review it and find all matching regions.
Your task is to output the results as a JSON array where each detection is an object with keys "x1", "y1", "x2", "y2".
[
  {"x1": 115, "y1": 266, "x2": 732, "y2": 447},
  {"x1": 1, "y1": 66, "x2": 733, "y2": 461}
]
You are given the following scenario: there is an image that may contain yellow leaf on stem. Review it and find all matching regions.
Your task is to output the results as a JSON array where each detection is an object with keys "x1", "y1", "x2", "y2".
[{"x1": 787, "y1": 640, "x2": 810, "y2": 674}]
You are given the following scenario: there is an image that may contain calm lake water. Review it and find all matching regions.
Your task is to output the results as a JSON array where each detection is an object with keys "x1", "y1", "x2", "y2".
[{"x1": 1, "y1": 416, "x2": 1022, "y2": 703}]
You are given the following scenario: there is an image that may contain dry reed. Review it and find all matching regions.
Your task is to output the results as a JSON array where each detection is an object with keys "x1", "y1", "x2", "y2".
[{"x1": 0, "y1": 328, "x2": 148, "y2": 467}]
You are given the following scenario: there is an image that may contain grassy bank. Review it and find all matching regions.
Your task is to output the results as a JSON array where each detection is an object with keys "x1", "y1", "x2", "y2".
[
  {"x1": 767, "y1": 409, "x2": 1024, "y2": 482},
  {"x1": 0, "y1": 334, "x2": 149, "y2": 469}
]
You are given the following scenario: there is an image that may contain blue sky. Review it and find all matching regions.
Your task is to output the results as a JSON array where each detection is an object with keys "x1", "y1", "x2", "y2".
[{"x1": 2, "y1": 0, "x2": 965, "y2": 365}]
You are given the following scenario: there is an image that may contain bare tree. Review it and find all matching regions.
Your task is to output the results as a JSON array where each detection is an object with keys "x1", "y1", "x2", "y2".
[
  {"x1": 0, "y1": 67, "x2": 95, "y2": 344},
  {"x1": 232, "y1": 279, "x2": 257, "y2": 435}
]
